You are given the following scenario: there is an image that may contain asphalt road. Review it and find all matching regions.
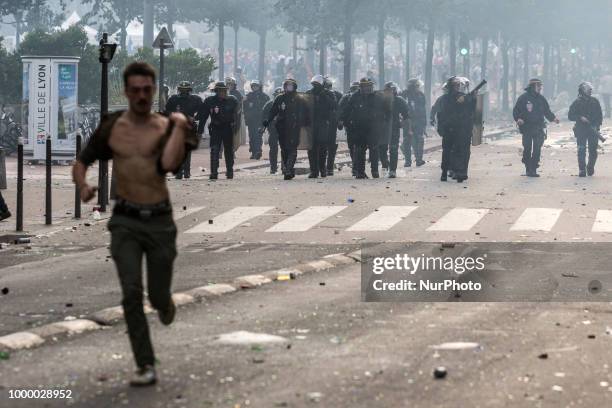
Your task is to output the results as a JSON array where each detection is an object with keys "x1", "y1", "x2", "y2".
[{"x1": 2, "y1": 122, "x2": 612, "y2": 407}]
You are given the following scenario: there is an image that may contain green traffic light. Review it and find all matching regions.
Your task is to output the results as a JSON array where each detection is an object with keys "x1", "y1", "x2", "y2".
[
  {"x1": 570, "y1": 48, "x2": 577, "y2": 54},
  {"x1": 460, "y1": 48, "x2": 468, "y2": 56}
]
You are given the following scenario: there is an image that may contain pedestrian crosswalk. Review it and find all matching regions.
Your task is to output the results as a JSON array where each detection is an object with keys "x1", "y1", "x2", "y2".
[{"x1": 181, "y1": 205, "x2": 612, "y2": 235}]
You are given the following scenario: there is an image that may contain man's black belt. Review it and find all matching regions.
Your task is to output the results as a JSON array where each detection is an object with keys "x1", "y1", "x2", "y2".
[{"x1": 113, "y1": 198, "x2": 172, "y2": 220}]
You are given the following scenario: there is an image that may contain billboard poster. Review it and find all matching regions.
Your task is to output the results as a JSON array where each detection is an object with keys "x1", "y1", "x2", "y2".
[
  {"x1": 57, "y1": 63, "x2": 77, "y2": 143},
  {"x1": 21, "y1": 63, "x2": 30, "y2": 145},
  {"x1": 33, "y1": 60, "x2": 51, "y2": 160}
]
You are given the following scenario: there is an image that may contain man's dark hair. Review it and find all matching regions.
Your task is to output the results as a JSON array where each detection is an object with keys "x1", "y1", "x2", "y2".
[{"x1": 123, "y1": 62, "x2": 156, "y2": 88}]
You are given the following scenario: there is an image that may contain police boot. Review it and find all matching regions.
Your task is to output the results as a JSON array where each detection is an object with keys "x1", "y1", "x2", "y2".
[
  {"x1": 440, "y1": 170, "x2": 447, "y2": 182},
  {"x1": 579, "y1": 169, "x2": 587, "y2": 177},
  {"x1": 287, "y1": 151, "x2": 297, "y2": 179},
  {"x1": 388, "y1": 170, "x2": 396, "y2": 179},
  {"x1": 209, "y1": 149, "x2": 219, "y2": 180},
  {"x1": 307, "y1": 149, "x2": 318, "y2": 178},
  {"x1": 184, "y1": 151, "x2": 192, "y2": 179},
  {"x1": 587, "y1": 155, "x2": 596, "y2": 176}
]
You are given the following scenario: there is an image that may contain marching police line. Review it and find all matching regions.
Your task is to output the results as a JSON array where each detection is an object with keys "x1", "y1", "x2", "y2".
[{"x1": 164, "y1": 75, "x2": 604, "y2": 183}]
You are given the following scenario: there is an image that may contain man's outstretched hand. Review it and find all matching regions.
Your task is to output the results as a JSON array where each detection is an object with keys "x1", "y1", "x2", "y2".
[{"x1": 80, "y1": 184, "x2": 98, "y2": 203}]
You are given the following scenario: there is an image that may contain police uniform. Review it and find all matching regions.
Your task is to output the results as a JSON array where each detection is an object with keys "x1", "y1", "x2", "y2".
[
  {"x1": 244, "y1": 86, "x2": 270, "y2": 159},
  {"x1": 513, "y1": 81, "x2": 557, "y2": 177},
  {"x1": 436, "y1": 81, "x2": 476, "y2": 182},
  {"x1": 379, "y1": 92, "x2": 410, "y2": 177},
  {"x1": 568, "y1": 84, "x2": 603, "y2": 176},
  {"x1": 401, "y1": 88, "x2": 427, "y2": 167},
  {"x1": 262, "y1": 89, "x2": 283, "y2": 173},
  {"x1": 200, "y1": 91, "x2": 239, "y2": 179},
  {"x1": 341, "y1": 81, "x2": 389, "y2": 179},
  {"x1": 264, "y1": 82, "x2": 308, "y2": 180},
  {"x1": 323, "y1": 85, "x2": 343, "y2": 176},
  {"x1": 305, "y1": 81, "x2": 336, "y2": 178},
  {"x1": 164, "y1": 91, "x2": 204, "y2": 179}
]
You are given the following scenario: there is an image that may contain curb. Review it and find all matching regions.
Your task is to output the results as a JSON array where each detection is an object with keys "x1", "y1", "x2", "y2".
[{"x1": 0, "y1": 250, "x2": 362, "y2": 353}]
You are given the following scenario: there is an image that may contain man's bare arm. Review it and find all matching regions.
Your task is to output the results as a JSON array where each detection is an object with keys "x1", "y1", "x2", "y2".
[
  {"x1": 160, "y1": 113, "x2": 190, "y2": 173},
  {"x1": 72, "y1": 161, "x2": 98, "y2": 202}
]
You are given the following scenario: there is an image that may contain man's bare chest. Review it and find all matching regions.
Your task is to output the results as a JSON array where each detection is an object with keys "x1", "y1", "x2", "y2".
[{"x1": 109, "y1": 123, "x2": 164, "y2": 158}]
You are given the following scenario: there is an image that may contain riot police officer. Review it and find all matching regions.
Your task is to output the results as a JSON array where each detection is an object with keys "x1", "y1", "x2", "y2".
[
  {"x1": 200, "y1": 82, "x2": 239, "y2": 180},
  {"x1": 568, "y1": 82, "x2": 603, "y2": 177},
  {"x1": 513, "y1": 78, "x2": 559, "y2": 177},
  {"x1": 305, "y1": 75, "x2": 336, "y2": 178},
  {"x1": 262, "y1": 79, "x2": 309, "y2": 180},
  {"x1": 338, "y1": 81, "x2": 360, "y2": 176},
  {"x1": 435, "y1": 76, "x2": 477, "y2": 182},
  {"x1": 244, "y1": 80, "x2": 270, "y2": 160},
  {"x1": 262, "y1": 87, "x2": 284, "y2": 174},
  {"x1": 380, "y1": 82, "x2": 410, "y2": 178},
  {"x1": 164, "y1": 81, "x2": 204, "y2": 179},
  {"x1": 323, "y1": 77, "x2": 343, "y2": 176},
  {"x1": 225, "y1": 76, "x2": 243, "y2": 104},
  {"x1": 401, "y1": 78, "x2": 427, "y2": 167},
  {"x1": 341, "y1": 77, "x2": 389, "y2": 179}
]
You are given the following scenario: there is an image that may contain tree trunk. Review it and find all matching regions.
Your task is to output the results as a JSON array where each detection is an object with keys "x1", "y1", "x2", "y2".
[
  {"x1": 404, "y1": 25, "x2": 411, "y2": 85},
  {"x1": 512, "y1": 45, "x2": 518, "y2": 104},
  {"x1": 480, "y1": 36, "x2": 488, "y2": 80},
  {"x1": 343, "y1": 22, "x2": 352, "y2": 92},
  {"x1": 377, "y1": 18, "x2": 385, "y2": 87},
  {"x1": 449, "y1": 24, "x2": 456, "y2": 75},
  {"x1": 543, "y1": 42, "x2": 550, "y2": 97},
  {"x1": 501, "y1": 38, "x2": 510, "y2": 112},
  {"x1": 218, "y1": 19, "x2": 225, "y2": 80},
  {"x1": 319, "y1": 39, "x2": 326, "y2": 76},
  {"x1": 292, "y1": 32, "x2": 298, "y2": 63},
  {"x1": 258, "y1": 29, "x2": 266, "y2": 84},
  {"x1": 424, "y1": 16, "x2": 435, "y2": 109},
  {"x1": 15, "y1": 11, "x2": 23, "y2": 47},
  {"x1": 556, "y1": 43, "x2": 562, "y2": 95},
  {"x1": 461, "y1": 33, "x2": 469, "y2": 77},
  {"x1": 523, "y1": 41, "x2": 529, "y2": 86},
  {"x1": 143, "y1": 0, "x2": 154, "y2": 47},
  {"x1": 233, "y1": 22, "x2": 239, "y2": 74}
]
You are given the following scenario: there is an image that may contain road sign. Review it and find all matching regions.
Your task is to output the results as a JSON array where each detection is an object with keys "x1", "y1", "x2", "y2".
[{"x1": 152, "y1": 27, "x2": 174, "y2": 49}]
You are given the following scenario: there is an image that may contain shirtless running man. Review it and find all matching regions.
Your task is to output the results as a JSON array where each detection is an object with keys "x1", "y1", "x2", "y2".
[{"x1": 72, "y1": 62, "x2": 196, "y2": 386}]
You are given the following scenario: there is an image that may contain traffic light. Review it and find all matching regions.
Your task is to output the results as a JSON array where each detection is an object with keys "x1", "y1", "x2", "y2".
[
  {"x1": 570, "y1": 48, "x2": 577, "y2": 55},
  {"x1": 460, "y1": 47, "x2": 469, "y2": 56}
]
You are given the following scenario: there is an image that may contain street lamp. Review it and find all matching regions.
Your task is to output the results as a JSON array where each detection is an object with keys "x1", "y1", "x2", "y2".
[{"x1": 97, "y1": 33, "x2": 117, "y2": 212}]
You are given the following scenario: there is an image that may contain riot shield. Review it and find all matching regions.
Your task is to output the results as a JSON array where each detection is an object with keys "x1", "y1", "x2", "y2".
[
  {"x1": 472, "y1": 93, "x2": 485, "y2": 146},
  {"x1": 232, "y1": 101, "x2": 246, "y2": 152},
  {"x1": 374, "y1": 91, "x2": 393, "y2": 147},
  {"x1": 296, "y1": 92, "x2": 313, "y2": 150}
]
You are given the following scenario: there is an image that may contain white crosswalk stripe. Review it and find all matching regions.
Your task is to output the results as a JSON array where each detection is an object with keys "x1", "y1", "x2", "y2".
[
  {"x1": 347, "y1": 206, "x2": 418, "y2": 231},
  {"x1": 185, "y1": 206, "x2": 274, "y2": 233},
  {"x1": 427, "y1": 208, "x2": 489, "y2": 231},
  {"x1": 266, "y1": 206, "x2": 347, "y2": 232},
  {"x1": 174, "y1": 206, "x2": 205, "y2": 221},
  {"x1": 510, "y1": 208, "x2": 563, "y2": 231},
  {"x1": 592, "y1": 210, "x2": 612, "y2": 232}
]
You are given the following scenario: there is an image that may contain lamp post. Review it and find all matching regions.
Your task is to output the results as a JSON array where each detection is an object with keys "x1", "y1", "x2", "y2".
[{"x1": 98, "y1": 32, "x2": 117, "y2": 213}]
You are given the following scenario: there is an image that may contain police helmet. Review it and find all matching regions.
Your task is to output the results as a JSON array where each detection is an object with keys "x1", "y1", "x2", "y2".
[
  {"x1": 283, "y1": 78, "x2": 298, "y2": 92},
  {"x1": 225, "y1": 77, "x2": 237, "y2": 86},
  {"x1": 311, "y1": 74, "x2": 325, "y2": 87},
  {"x1": 273, "y1": 87, "x2": 283, "y2": 97},
  {"x1": 323, "y1": 77, "x2": 333, "y2": 89},
  {"x1": 250, "y1": 80, "x2": 261, "y2": 90},
  {"x1": 579, "y1": 81, "x2": 593, "y2": 96},
  {"x1": 177, "y1": 81, "x2": 192, "y2": 92},
  {"x1": 214, "y1": 81, "x2": 228, "y2": 91},
  {"x1": 407, "y1": 78, "x2": 423, "y2": 90}
]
